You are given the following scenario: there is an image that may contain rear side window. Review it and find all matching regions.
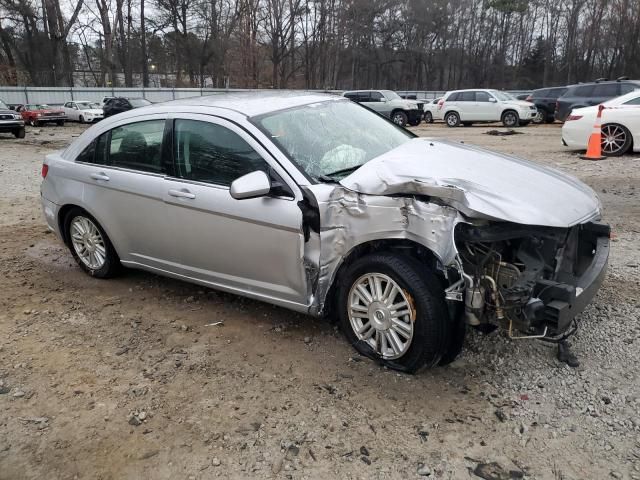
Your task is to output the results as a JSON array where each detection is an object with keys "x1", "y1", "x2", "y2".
[
  {"x1": 173, "y1": 119, "x2": 268, "y2": 186},
  {"x1": 623, "y1": 97, "x2": 640, "y2": 105},
  {"x1": 447, "y1": 92, "x2": 460, "y2": 101},
  {"x1": 108, "y1": 120, "x2": 165, "y2": 173},
  {"x1": 572, "y1": 85, "x2": 595, "y2": 96},
  {"x1": 593, "y1": 84, "x2": 619, "y2": 96},
  {"x1": 76, "y1": 140, "x2": 97, "y2": 163}
]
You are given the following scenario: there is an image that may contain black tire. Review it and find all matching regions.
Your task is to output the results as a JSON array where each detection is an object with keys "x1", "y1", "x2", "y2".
[
  {"x1": 601, "y1": 123, "x2": 633, "y2": 157},
  {"x1": 63, "y1": 208, "x2": 121, "y2": 278},
  {"x1": 532, "y1": 109, "x2": 545, "y2": 124},
  {"x1": 338, "y1": 253, "x2": 451, "y2": 373},
  {"x1": 13, "y1": 127, "x2": 25, "y2": 139},
  {"x1": 79, "y1": 115, "x2": 84, "y2": 124},
  {"x1": 32, "y1": 120, "x2": 40, "y2": 127},
  {"x1": 501, "y1": 110, "x2": 519, "y2": 128},
  {"x1": 57, "y1": 120, "x2": 65, "y2": 127},
  {"x1": 391, "y1": 110, "x2": 408, "y2": 127},
  {"x1": 462, "y1": 122, "x2": 473, "y2": 127},
  {"x1": 544, "y1": 115, "x2": 555, "y2": 124},
  {"x1": 445, "y1": 111, "x2": 460, "y2": 128},
  {"x1": 424, "y1": 111, "x2": 434, "y2": 123}
]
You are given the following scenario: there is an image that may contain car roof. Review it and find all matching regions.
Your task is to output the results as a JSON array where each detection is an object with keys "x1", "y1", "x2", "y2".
[{"x1": 160, "y1": 91, "x2": 341, "y2": 117}]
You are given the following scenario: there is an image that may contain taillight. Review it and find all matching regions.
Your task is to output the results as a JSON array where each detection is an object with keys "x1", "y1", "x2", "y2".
[
  {"x1": 41, "y1": 164, "x2": 49, "y2": 178},
  {"x1": 566, "y1": 114, "x2": 583, "y2": 121}
]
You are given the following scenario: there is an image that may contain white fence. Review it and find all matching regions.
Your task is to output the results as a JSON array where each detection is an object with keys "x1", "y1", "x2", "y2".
[{"x1": 0, "y1": 86, "x2": 532, "y2": 106}]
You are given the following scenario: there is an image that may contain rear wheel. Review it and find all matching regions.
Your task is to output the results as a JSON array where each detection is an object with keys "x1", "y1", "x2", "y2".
[
  {"x1": 64, "y1": 208, "x2": 121, "y2": 278},
  {"x1": 339, "y1": 253, "x2": 450, "y2": 373},
  {"x1": 502, "y1": 110, "x2": 520, "y2": 128},
  {"x1": 532, "y1": 110, "x2": 545, "y2": 124},
  {"x1": 13, "y1": 127, "x2": 25, "y2": 139},
  {"x1": 445, "y1": 112, "x2": 460, "y2": 128},
  {"x1": 424, "y1": 111, "x2": 433, "y2": 123},
  {"x1": 601, "y1": 123, "x2": 632, "y2": 156},
  {"x1": 391, "y1": 111, "x2": 408, "y2": 127},
  {"x1": 79, "y1": 115, "x2": 85, "y2": 124}
]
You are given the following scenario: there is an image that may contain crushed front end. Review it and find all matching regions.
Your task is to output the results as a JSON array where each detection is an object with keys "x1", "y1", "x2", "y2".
[{"x1": 451, "y1": 221, "x2": 610, "y2": 339}]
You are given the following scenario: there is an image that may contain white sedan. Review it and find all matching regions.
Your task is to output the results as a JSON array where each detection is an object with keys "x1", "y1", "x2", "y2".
[
  {"x1": 562, "y1": 90, "x2": 640, "y2": 156},
  {"x1": 62, "y1": 101, "x2": 104, "y2": 124}
]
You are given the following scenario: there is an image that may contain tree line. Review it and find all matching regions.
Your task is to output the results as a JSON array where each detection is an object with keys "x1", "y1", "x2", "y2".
[{"x1": 1, "y1": 0, "x2": 639, "y2": 90}]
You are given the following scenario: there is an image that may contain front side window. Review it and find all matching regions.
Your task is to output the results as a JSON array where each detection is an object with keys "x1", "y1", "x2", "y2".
[
  {"x1": 370, "y1": 91, "x2": 384, "y2": 102},
  {"x1": 253, "y1": 100, "x2": 412, "y2": 181},
  {"x1": 173, "y1": 119, "x2": 268, "y2": 186},
  {"x1": 476, "y1": 91, "x2": 492, "y2": 102},
  {"x1": 108, "y1": 120, "x2": 165, "y2": 173}
]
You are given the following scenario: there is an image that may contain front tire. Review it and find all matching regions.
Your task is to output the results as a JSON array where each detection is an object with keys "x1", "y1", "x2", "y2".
[
  {"x1": 13, "y1": 127, "x2": 25, "y2": 139},
  {"x1": 601, "y1": 123, "x2": 632, "y2": 156},
  {"x1": 391, "y1": 111, "x2": 408, "y2": 127},
  {"x1": 445, "y1": 112, "x2": 460, "y2": 127},
  {"x1": 502, "y1": 110, "x2": 520, "y2": 128},
  {"x1": 79, "y1": 115, "x2": 84, "y2": 124},
  {"x1": 338, "y1": 253, "x2": 450, "y2": 373},
  {"x1": 64, "y1": 208, "x2": 121, "y2": 278},
  {"x1": 424, "y1": 111, "x2": 434, "y2": 123}
]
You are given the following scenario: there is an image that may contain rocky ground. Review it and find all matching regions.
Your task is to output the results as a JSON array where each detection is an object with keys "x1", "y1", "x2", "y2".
[{"x1": 0, "y1": 121, "x2": 638, "y2": 480}]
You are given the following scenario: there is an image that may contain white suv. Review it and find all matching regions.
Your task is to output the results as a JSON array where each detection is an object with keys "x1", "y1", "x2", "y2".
[{"x1": 439, "y1": 89, "x2": 537, "y2": 127}]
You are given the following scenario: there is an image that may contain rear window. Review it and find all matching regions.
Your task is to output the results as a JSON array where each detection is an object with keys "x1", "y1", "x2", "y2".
[
  {"x1": 572, "y1": 85, "x2": 595, "y2": 97},
  {"x1": 592, "y1": 84, "x2": 619, "y2": 96}
]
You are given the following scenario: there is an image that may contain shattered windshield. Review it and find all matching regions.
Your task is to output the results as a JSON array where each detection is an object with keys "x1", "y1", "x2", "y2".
[{"x1": 253, "y1": 100, "x2": 412, "y2": 181}]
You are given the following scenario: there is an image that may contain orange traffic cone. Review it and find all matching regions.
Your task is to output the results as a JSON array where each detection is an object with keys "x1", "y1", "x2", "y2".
[{"x1": 580, "y1": 104, "x2": 606, "y2": 160}]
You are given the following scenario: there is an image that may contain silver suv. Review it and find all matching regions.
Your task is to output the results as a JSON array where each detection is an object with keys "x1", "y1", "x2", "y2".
[
  {"x1": 343, "y1": 90, "x2": 423, "y2": 126},
  {"x1": 40, "y1": 92, "x2": 608, "y2": 372}
]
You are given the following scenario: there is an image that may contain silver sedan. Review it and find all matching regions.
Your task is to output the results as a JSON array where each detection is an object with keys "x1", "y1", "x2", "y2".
[{"x1": 40, "y1": 92, "x2": 609, "y2": 372}]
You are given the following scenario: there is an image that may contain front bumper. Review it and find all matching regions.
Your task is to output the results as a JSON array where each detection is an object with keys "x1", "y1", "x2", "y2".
[
  {"x1": 407, "y1": 109, "x2": 422, "y2": 123},
  {"x1": 534, "y1": 223, "x2": 609, "y2": 334},
  {"x1": 0, "y1": 120, "x2": 24, "y2": 132}
]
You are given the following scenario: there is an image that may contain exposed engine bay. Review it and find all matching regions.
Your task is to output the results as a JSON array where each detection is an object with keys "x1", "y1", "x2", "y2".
[{"x1": 450, "y1": 221, "x2": 610, "y2": 339}]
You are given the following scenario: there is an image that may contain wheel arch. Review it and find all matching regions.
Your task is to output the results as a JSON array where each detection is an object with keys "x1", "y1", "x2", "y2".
[
  {"x1": 601, "y1": 122, "x2": 634, "y2": 154},
  {"x1": 57, "y1": 204, "x2": 122, "y2": 258},
  {"x1": 501, "y1": 108, "x2": 519, "y2": 120}
]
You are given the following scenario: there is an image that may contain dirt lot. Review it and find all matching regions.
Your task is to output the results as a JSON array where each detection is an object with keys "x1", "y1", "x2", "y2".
[{"x1": 1, "y1": 121, "x2": 639, "y2": 480}]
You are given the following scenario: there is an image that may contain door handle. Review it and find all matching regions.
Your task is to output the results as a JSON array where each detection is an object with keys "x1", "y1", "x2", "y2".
[
  {"x1": 168, "y1": 189, "x2": 196, "y2": 199},
  {"x1": 90, "y1": 172, "x2": 110, "y2": 181}
]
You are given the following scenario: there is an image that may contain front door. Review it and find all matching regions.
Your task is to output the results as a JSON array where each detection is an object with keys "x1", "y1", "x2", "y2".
[{"x1": 162, "y1": 115, "x2": 309, "y2": 308}]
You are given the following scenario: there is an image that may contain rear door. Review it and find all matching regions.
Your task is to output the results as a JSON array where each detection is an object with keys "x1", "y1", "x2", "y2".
[
  {"x1": 455, "y1": 91, "x2": 476, "y2": 120},
  {"x1": 71, "y1": 115, "x2": 177, "y2": 270},
  {"x1": 162, "y1": 114, "x2": 309, "y2": 307}
]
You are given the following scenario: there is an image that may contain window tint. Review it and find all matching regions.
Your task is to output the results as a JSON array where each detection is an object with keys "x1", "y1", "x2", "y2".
[
  {"x1": 76, "y1": 140, "x2": 96, "y2": 163},
  {"x1": 370, "y1": 91, "x2": 384, "y2": 102},
  {"x1": 475, "y1": 91, "x2": 492, "y2": 102},
  {"x1": 620, "y1": 84, "x2": 638, "y2": 94},
  {"x1": 593, "y1": 84, "x2": 619, "y2": 96},
  {"x1": 623, "y1": 96, "x2": 640, "y2": 105},
  {"x1": 573, "y1": 85, "x2": 595, "y2": 96},
  {"x1": 460, "y1": 92, "x2": 476, "y2": 101},
  {"x1": 108, "y1": 120, "x2": 165, "y2": 173},
  {"x1": 447, "y1": 92, "x2": 460, "y2": 101},
  {"x1": 344, "y1": 93, "x2": 358, "y2": 101},
  {"x1": 173, "y1": 119, "x2": 268, "y2": 186}
]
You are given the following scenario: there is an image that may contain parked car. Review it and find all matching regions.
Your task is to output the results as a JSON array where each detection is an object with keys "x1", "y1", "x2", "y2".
[
  {"x1": 342, "y1": 90, "x2": 423, "y2": 126},
  {"x1": 40, "y1": 92, "x2": 609, "y2": 372},
  {"x1": 63, "y1": 101, "x2": 104, "y2": 123},
  {"x1": 0, "y1": 98, "x2": 25, "y2": 138},
  {"x1": 18, "y1": 104, "x2": 66, "y2": 126},
  {"x1": 562, "y1": 90, "x2": 640, "y2": 156},
  {"x1": 515, "y1": 93, "x2": 531, "y2": 101},
  {"x1": 423, "y1": 98, "x2": 442, "y2": 123},
  {"x1": 439, "y1": 89, "x2": 537, "y2": 127},
  {"x1": 103, "y1": 97, "x2": 152, "y2": 118},
  {"x1": 101, "y1": 96, "x2": 115, "y2": 106},
  {"x1": 555, "y1": 79, "x2": 640, "y2": 122},
  {"x1": 526, "y1": 86, "x2": 569, "y2": 123}
]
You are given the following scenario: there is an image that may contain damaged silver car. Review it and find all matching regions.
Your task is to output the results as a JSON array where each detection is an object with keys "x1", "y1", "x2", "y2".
[{"x1": 40, "y1": 92, "x2": 609, "y2": 372}]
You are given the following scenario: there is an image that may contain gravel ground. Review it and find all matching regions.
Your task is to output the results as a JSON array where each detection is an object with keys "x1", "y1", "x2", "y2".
[{"x1": 0, "y1": 121, "x2": 639, "y2": 480}]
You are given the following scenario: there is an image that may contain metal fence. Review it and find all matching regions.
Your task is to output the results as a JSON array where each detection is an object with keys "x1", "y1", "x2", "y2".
[{"x1": 0, "y1": 86, "x2": 532, "y2": 106}]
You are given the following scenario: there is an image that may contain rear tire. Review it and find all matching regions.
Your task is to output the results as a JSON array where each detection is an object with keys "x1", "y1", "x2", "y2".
[
  {"x1": 502, "y1": 110, "x2": 520, "y2": 128},
  {"x1": 445, "y1": 112, "x2": 460, "y2": 128},
  {"x1": 13, "y1": 128, "x2": 25, "y2": 139},
  {"x1": 424, "y1": 111, "x2": 434, "y2": 123},
  {"x1": 601, "y1": 123, "x2": 632, "y2": 157},
  {"x1": 79, "y1": 115, "x2": 84, "y2": 124},
  {"x1": 63, "y1": 208, "x2": 121, "y2": 278},
  {"x1": 338, "y1": 253, "x2": 451, "y2": 373}
]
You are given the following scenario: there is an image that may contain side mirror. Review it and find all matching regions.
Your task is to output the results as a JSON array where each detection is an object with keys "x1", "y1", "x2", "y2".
[
  {"x1": 489, "y1": 97, "x2": 497, "y2": 103},
  {"x1": 230, "y1": 170, "x2": 271, "y2": 200}
]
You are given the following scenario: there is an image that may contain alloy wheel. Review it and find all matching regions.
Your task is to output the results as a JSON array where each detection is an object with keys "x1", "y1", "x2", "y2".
[
  {"x1": 70, "y1": 216, "x2": 107, "y2": 270},
  {"x1": 601, "y1": 124, "x2": 627, "y2": 155},
  {"x1": 348, "y1": 273, "x2": 415, "y2": 359},
  {"x1": 532, "y1": 110, "x2": 544, "y2": 124},
  {"x1": 392, "y1": 113, "x2": 405, "y2": 125}
]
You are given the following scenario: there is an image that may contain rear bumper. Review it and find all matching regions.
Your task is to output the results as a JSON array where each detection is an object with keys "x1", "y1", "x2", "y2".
[{"x1": 40, "y1": 194, "x2": 63, "y2": 240}]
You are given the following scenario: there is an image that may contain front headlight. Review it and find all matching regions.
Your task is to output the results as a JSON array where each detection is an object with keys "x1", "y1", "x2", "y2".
[{"x1": 13, "y1": 114, "x2": 21, "y2": 119}]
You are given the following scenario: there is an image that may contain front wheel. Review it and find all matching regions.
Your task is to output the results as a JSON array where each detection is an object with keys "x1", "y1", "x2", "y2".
[
  {"x1": 502, "y1": 111, "x2": 520, "y2": 128},
  {"x1": 13, "y1": 127, "x2": 25, "y2": 139},
  {"x1": 445, "y1": 112, "x2": 460, "y2": 127},
  {"x1": 424, "y1": 111, "x2": 433, "y2": 123},
  {"x1": 64, "y1": 208, "x2": 121, "y2": 278},
  {"x1": 79, "y1": 115, "x2": 85, "y2": 124},
  {"x1": 339, "y1": 253, "x2": 450, "y2": 373},
  {"x1": 601, "y1": 123, "x2": 632, "y2": 156},
  {"x1": 391, "y1": 111, "x2": 408, "y2": 127}
]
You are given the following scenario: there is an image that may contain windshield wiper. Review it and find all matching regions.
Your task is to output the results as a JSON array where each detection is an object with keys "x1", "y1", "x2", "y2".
[{"x1": 323, "y1": 165, "x2": 362, "y2": 178}]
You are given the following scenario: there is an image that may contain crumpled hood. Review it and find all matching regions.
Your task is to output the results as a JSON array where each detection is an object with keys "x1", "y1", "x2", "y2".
[{"x1": 340, "y1": 137, "x2": 600, "y2": 227}]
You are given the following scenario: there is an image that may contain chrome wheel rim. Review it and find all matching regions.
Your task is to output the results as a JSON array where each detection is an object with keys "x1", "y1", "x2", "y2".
[
  {"x1": 533, "y1": 111, "x2": 544, "y2": 123},
  {"x1": 392, "y1": 113, "x2": 404, "y2": 125},
  {"x1": 504, "y1": 113, "x2": 516, "y2": 126},
  {"x1": 348, "y1": 273, "x2": 415, "y2": 360},
  {"x1": 70, "y1": 216, "x2": 106, "y2": 270},
  {"x1": 601, "y1": 125, "x2": 626, "y2": 154},
  {"x1": 446, "y1": 114, "x2": 457, "y2": 126}
]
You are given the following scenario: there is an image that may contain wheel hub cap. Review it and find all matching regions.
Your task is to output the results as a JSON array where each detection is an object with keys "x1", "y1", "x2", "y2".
[
  {"x1": 70, "y1": 216, "x2": 106, "y2": 270},
  {"x1": 348, "y1": 273, "x2": 415, "y2": 360}
]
